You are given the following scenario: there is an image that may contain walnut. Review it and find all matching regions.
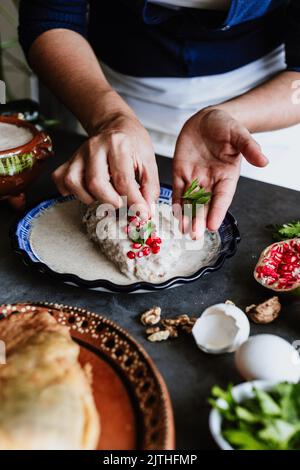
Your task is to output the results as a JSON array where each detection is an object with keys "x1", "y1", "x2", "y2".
[
  {"x1": 164, "y1": 325, "x2": 178, "y2": 338},
  {"x1": 147, "y1": 329, "x2": 170, "y2": 342},
  {"x1": 181, "y1": 325, "x2": 193, "y2": 334},
  {"x1": 142, "y1": 308, "x2": 197, "y2": 341},
  {"x1": 161, "y1": 318, "x2": 177, "y2": 326},
  {"x1": 140, "y1": 306, "x2": 161, "y2": 326},
  {"x1": 145, "y1": 326, "x2": 160, "y2": 335},
  {"x1": 162, "y1": 314, "x2": 196, "y2": 327},
  {"x1": 246, "y1": 296, "x2": 281, "y2": 324}
]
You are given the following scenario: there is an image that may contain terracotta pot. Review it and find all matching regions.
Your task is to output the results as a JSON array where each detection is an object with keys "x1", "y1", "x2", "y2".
[{"x1": 0, "y1": 116, "x2": 53, "y2": 209}]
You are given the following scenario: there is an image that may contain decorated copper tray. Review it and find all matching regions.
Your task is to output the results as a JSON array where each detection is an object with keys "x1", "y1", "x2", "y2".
[{"x1": 0, "y1": 302, "x2": 175, "y2": 450}]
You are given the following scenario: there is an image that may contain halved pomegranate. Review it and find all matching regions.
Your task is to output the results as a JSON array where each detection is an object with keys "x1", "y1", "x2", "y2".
[{"x1": 254, "y1": 238, "x2": 300, "y2": 295}]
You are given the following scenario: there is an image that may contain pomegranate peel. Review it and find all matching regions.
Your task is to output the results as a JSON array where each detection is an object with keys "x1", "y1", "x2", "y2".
[{"x1": 254, "y1": 238, "x2": 300, "y2": 295}]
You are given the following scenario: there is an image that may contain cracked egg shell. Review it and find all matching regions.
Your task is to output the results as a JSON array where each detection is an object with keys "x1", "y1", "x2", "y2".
[{"x1": 192, "y1": 303, "x2": 250, "y2": 354}]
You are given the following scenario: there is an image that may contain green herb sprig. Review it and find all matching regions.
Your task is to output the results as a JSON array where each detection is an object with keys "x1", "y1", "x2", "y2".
[
  {"x1": 128, "y1": 219, "x2": 156, "y2": 245},
  {"x1": 267, "y1": 221, "x2": 300, "y2": 241},
  {"x1": 182, "y1": 179, "x2": 211, "y2": 216}
]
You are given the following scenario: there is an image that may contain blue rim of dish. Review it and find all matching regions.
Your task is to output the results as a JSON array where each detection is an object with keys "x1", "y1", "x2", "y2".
[{"x1": 11, "y1": 184, "x2": 241, "y2": 293}]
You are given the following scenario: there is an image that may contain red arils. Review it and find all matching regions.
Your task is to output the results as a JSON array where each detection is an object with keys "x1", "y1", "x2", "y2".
[
  {"x1": 151, "y1": 243, "x2": 161, "y2": 254},
  {"x1": 146, "y1": 237, "x2": 154, "y2": 246},
  {"x1": 146, "y1": 236, "x2": 161, "y2": 247},
  {"x1": 132, "y1": 242, "x2": 142, "y2": 249},
  {"x1": 142, "y1": 246, "x2": 150, "y2": 256},
  {"x1": 254, "y1": 238, "x2": 300, "y2": 293},
  {"x1": 126, "y1": 213, "x2": 163, "y2": 259}
]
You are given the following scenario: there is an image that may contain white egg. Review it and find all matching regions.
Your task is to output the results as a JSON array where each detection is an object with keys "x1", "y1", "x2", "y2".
[
  {"x1": 192, "y1": 303, "x2": 250, "y2": 354},
  {"x1": 235, "y1": 334, "x2": 300, "y2": 383}
]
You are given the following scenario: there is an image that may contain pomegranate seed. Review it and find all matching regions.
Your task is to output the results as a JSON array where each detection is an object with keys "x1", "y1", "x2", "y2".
[
  {"x1": 132, "y1": 242, "x2": 142, "y2": 249},
  {"x1": 142, "y1": 246, "x2": 150, "y2": 256},
  {"x1": 278, "y1": 264, "x2": 290, "y2": 272},
  {"x1": 151, "y1": 243, "x2": 160, "y2": 254},
  {"x1": 154, "y1": 237, "x2": 162, "y2": 244},
  {"x1": 146, "y1": 237, "x2": 155, "y2": 246},
  {"x1": 262, "y1": 266, "x2": 277, "y2": 277},
  {"x1": 127, "y1": 251, "x2": 135, "y2": 259},
  {"x1": 128, "y1": 216, "x2": 137, "y2": 223},
  {"x1": 137, "y1": 251, "x2": 144, "y2": 258}
]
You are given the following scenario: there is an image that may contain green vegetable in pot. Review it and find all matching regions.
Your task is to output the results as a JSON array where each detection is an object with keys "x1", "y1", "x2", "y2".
[{"x1": 210, "y1": 382, "x2": 300, "y2": 450}]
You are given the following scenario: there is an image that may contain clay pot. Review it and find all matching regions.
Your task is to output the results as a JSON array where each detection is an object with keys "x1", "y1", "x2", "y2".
[{"x1": 0, "y1": 116, "x2": 53, "y2": 209}]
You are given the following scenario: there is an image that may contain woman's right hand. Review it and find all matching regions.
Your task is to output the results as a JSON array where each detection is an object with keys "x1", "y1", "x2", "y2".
[{"x1": 52, "y1": 114, "x2": 160, "y2": 214}]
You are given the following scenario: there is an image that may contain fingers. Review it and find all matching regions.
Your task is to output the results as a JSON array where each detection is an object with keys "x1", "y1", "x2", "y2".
[
  {"x1": 242, "y1": 138, "x2": 269, "y2": 168},
  {"x1": 53, "y1": 128, "x2": 159, "y2": 213},
  {"x1": 53, "y1": 156, "x2": 95, "y2": 205},
  {"x1": 172, "y1": 174, "x2": 186, "y2": 207},
  {"x1": 52, "y1": 162, "x2": 71, "y2": 196},
  {"x1": 85, "y1": 145, "x2": 123, "y2": 208},
  {"x1": 207, "y1": 176, "x2": 238, "y2": 231},
  {"x1": 192, "y1": 204, "x2": 208, "y2": 239},
  {"x1": 233, "y1": 125, "x2": 269, "y2": 168},
  {"x1": 108, "y1": 136, "x2": 150, "y2": 216},
  {"x1": 140, "y1": 159, "x2": 160, "y2": 208},
  {"x1": 64, "y1": 154, "x2": 95, "y2": 205}
]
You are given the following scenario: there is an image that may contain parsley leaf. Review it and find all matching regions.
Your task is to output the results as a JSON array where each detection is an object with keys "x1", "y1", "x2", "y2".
[
  {"x1": 182, "y1": 179, "x2": 211, "y2": 217},
  {"x1": 268, "y1": 221, "x2": 300, "y2": 241}
]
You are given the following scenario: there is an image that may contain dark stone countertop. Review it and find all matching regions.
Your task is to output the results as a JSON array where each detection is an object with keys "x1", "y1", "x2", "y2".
[{"x1": 1, "y1": 129, "x2": 299, "y2": 449}]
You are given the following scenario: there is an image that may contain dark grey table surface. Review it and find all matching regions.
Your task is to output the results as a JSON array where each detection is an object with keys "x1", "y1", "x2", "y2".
[{"x1": 1, "y1": 129, "x2": 300, "y2": 449}]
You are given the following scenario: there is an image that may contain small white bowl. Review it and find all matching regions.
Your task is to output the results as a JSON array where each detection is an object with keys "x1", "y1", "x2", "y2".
[{"x1": 209, "y1": 380, "x2": 280, "y2": 450}]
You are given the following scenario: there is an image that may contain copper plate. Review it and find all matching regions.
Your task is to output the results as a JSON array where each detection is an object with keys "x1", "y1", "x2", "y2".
[{"x1": 0, "y1": 302, "x2": 175, "y2": 450}]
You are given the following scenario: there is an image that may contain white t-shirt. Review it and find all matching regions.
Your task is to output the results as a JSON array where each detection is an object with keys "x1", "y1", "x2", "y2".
[{"x1": 150, "y1": 0, "x2": 231, "y2": 10}]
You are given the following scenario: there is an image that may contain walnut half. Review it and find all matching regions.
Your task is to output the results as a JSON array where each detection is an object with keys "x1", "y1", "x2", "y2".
[
  {"x1": 246, "y1": 296, "x2": 281, "y2": 324},
  {"x1": 148, "y1": 330, "x2": 170, "y2": 342},
  {"x1": 140, "y1": 306, "x2": 161, "y2": 326}
]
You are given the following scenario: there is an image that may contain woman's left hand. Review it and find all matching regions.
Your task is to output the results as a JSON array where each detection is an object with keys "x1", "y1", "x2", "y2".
[{"x1": 172, "y1": 108, "x2": 269, "y2": 237}]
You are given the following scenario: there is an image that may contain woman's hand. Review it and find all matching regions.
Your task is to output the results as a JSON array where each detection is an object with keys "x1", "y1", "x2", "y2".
[
  {"x1": 173, "y1": 108, "x2": 269, "y2": 236},
  {"x1": 53, "y1": 114, "x2": 160, "y2": 213}
]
